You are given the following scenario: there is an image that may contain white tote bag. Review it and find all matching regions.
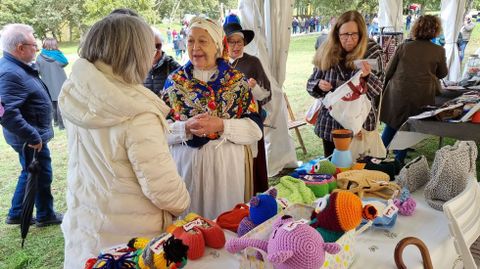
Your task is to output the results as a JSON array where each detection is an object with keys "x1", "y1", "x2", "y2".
[
  {"x1": 350, "y1": 79, "x2": 387, "y2": 161},
  {"x1": 322, "y1": 71, "x2": 371, "y2": 134}
]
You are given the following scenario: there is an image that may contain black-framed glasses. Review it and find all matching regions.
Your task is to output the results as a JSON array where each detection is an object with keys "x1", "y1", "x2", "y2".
[
  {"x1": 22, "y1": 43, "x2": 38, "y2": 48},
  {"x1": 155, "y1": 43, "x2": 162, "y2": 50},
  {"x1": 227, "y1": 40, "x2": 244, "y2": 47},
  {"x1": 339, "y1": 32, "x2": 359, "y2": 41}
]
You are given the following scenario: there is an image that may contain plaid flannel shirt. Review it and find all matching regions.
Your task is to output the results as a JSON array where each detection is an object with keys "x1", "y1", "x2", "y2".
[{"x1": 306, "y1": 40, "x2": 385, "y2": 141}]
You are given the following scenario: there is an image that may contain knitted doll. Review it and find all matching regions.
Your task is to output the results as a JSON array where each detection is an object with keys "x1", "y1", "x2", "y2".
[
  {"x1": 227, "y1": 215, "x2": 341, "y2": 269},
  {"x1": 128, "y1": 233, "x2": 188, "y2": 269},
  {"x1": 238, "y1": 188, "x2": 278, "y2": 237},
  {"x1": 310, "y1": 191, "x2": 377, "y2": 242}
]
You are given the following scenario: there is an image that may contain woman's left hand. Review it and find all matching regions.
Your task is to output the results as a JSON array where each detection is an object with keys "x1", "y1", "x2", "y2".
[
  {"x1": 188, "y1": 113, "x2": 224, "y2": 137},
  {"x1": 360, "y1": 61, "x2": 372, "y2": 77}
]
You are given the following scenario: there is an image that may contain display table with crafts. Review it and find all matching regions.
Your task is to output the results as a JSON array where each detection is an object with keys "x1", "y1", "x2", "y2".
[
  {"x1": 181, "y1": 188, "x2": 458, "y2": 269},
  {"x1": 389, "y1": 91, "x2": 480, "y2": 150}
]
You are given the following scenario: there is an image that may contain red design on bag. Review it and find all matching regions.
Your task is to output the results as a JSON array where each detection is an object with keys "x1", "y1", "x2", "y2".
[{"x1": 342, "y1": 79, "x2": 367, "y2": 102}]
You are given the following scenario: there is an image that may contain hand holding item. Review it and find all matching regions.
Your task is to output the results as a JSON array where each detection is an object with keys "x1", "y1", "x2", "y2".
[
  {"x1": 188, "y1": 113, "x2": 224, "y2": 137},
  {"x1": 318, "y1": 80, "x2": 333, "y2": 92},
  {"x1": 360, "y1": 61, "x2": 371, "y2": 77},
  {"x1": 247, "y1": 78, "x2": 257, "y2": 88},
  {"x1": 28, "y1": 142, "x2": 43, "y2": 151}
]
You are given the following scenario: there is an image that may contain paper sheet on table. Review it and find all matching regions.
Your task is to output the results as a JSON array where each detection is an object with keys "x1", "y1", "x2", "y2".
[
  {"x1": 354, "y1": 59, "x2": 379, "y2": 71},
  {"x1": 388, "y1": 131, "x2": 432, "y2": 150}
]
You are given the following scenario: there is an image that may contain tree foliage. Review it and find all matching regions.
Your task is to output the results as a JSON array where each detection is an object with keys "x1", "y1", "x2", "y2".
[{"x1": 2, "y1": 0, "x2": 480, "y2": 41}]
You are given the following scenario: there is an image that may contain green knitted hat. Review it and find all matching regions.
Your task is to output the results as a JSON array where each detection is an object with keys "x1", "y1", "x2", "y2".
[{"x1": 273, "y1": 176, "x2": 316, "y2": 204}]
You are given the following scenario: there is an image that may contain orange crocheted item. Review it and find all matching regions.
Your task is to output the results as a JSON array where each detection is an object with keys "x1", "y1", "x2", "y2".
[
  {"x1": 335, "y1": 191, "x2": 363, "y2": 231},
  {"x1": 216, "y1": 203, "x2": 250, "y2": 233}
]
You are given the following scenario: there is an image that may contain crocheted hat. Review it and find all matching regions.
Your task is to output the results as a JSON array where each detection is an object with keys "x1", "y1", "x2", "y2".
[
  {"x1": 249, "y1": 188, "x2": 278, "y2": 225},
  {"x1": 216, "y1": 203, "x2": 249, "y2": 233},
  {"x1": 311, "y1": 191, "x2": 377, "y2": 232},
  {"x1": 274, "y1": 176, "x2": 316, "y2": 204}
]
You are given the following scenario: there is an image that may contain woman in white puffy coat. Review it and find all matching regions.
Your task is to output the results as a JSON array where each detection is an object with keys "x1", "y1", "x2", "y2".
[{"x1": 58, "y1": 15, "x2": 190, "y2": 268}]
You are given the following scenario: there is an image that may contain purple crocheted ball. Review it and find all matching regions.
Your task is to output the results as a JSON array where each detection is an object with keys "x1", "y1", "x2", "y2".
[
  {"x1": 267, "y1": 215, "x2": 341, "y2": 269},
  {"x1": 394, "y1": 197, "x2": 416, "y2": 216},
  {"x1": 237, "y1": 217, "x2": 256, "y2": 237}
]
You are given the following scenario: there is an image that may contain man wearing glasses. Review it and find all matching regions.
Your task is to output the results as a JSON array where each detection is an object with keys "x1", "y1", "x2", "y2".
[
  {"x1": 144, "y1": 27, "x2": 181, "y2": 95},
  {"x1": 0, "y1": 23, "x2": 62, "y2": 227}
]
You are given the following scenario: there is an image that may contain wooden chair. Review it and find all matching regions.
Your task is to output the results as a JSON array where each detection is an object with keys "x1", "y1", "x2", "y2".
[
  {"x1": 443, "y1": 177, "x2": 480, "y2": 269},
  {"x1": 283, "y1": 92, "x2": 307, "y2": 155}
]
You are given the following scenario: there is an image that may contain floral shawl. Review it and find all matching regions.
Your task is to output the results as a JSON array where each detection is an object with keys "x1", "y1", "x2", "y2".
[{"x1": 162, "y1": 58, "x2": 261, "y2": 147}]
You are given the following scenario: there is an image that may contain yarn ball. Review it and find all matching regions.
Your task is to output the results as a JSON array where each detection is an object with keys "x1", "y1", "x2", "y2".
[
  {"x1": 237, "y1": 216, "x2": 256, "y2": 237},
  {"x1": 313, "y1": 160, "x2": 337, "y2": 175},
  {"x1": 311, "y1": 191, "x2": 365, "y2": 232},
  {"x1": 250, "y1": 189, "x2": 278, "y2": 225},
  {"x1": 394, "y1": 197, "x2": 416, "y2": 216}
]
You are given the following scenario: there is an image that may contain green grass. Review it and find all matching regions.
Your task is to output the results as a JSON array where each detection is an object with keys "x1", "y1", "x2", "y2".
[{"x1": 0, "y1": 25, "x2": 479, "y2": 269}]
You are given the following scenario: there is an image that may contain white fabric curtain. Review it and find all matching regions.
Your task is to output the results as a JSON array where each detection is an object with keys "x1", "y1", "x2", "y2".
[
  {"x1": 238, "y1": 0, "x2": 298, "y2": 176},
  {"x1": 441, "y1": 0, "x2": 467, "y2": 81},
  {"x1": 378, "y1": 0, "x2": 403, "y2": 32}
]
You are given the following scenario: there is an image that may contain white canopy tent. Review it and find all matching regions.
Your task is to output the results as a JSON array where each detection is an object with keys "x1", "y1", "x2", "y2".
[
  {"x1": 235, "y1": 0, "x2": 468, "y2": 174},
  {"x1": 441, "y1": 0, "x2": 467, "y2": 81},
  {"x1": 378, "y1": 0, "x2": 404, "y2": 32},
  {"x1": 238, "y1": 0, "x2": 298, "y2": 177}
]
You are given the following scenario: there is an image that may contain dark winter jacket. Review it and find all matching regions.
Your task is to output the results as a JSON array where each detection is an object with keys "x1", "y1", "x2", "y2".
[
  {"x1": 144, "y1": 52, "x2": 181, "y2": 95},
  {"x1": 0, "y1": 52, "x2": 54, "y2": 147}
]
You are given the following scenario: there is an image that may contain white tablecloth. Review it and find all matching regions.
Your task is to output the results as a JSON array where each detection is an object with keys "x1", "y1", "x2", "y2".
[
  {"x1": 353, "y1": 187, "x2": 459, "y2": 269},
  {"x1": 185, "y1": 188, "x2": 459, "y2": 269}
]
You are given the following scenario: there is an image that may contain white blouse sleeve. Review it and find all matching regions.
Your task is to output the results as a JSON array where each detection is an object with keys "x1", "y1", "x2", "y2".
[
  {"x1": 221, "y1": 118, "x2": 262, "y2": 145},
  {"x1": 251, "y1": 84, "x2": 270, "y2": 102},
  {"x1": 166, "y1": 121, "x2": 193, "y2": 145}
]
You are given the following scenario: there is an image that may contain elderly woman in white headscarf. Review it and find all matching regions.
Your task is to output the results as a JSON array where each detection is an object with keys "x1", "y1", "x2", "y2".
[{"x1": 161, "y1": 17, "x2": 262, "y2": 220}]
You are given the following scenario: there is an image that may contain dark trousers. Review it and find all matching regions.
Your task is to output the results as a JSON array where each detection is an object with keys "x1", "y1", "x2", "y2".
[
  {"x1": 322, "y1": 139, "x2": 335, "y2": 158},
  {"x1": 52, "y1": 101, "x2": 64, "y2": 129},
  {"x1": 381, "y1": 124, "x2": 407, "y2": 162},
  {"x1": 8, "y1": 144, "x2": 55, "y2": 220}
]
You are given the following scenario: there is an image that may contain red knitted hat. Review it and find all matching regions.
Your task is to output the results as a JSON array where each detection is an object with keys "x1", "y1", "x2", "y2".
[{"x1": 216, "y1": 203, "x2": 250, "y2": 233}]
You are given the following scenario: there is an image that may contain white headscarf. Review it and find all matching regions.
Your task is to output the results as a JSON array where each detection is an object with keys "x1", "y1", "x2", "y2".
[{"x1": 188, "y1": 17, "x2": 225, "y2": 57}]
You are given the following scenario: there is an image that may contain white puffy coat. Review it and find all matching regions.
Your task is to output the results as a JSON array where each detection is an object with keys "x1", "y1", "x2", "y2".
[{"x1": 59, "y1": 59, "x2": 190, "y2": 268}]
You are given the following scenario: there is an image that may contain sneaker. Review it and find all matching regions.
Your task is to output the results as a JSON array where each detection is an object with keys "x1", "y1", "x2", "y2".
[
  {"x1": 5, "y1": 216, "x2": 36, "y2": 225},
  {"x1": 36, "y1": 213, "x2": 63, "y2": 227}
]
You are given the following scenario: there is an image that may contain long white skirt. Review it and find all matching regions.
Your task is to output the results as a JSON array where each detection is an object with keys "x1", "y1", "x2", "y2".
[{"x1": 170, "y1": 140, "x2": 245, "y2": 220}]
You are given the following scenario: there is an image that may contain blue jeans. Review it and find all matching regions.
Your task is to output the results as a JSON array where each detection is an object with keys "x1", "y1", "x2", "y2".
[
  {"x1": 8, "y1": 144, "x2": 55, "y2": 220},
  {"x1": 381, "y1": 125, "x2": 407, "y2": 163},
  {"x1": 459, "y1": 40, "x2": 469, "y2": 62}
]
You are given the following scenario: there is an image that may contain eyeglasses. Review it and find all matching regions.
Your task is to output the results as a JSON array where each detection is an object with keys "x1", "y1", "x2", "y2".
[
  {"x1": 339, "y1": 32, "x2": 359, "y2": 41},
  {"x1": 155, "y1": 43, "x2": 162, "y2": 50},
  {"x1": 227, "y1": 40, "x2": 244, "y2": 47},
  {"x1": 22, "y1": 43, "x2": 38, "y2": 48}
]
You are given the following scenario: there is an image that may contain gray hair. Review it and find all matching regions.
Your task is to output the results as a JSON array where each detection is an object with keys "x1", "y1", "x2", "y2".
[
  {"x1": 79, "y1": 14, "x2": 155, "y2": 84},
  {"x1": 0, "y1": 24, "x2": 34, "y2": 53},
  {"x1": 151, "y1": 26, "x2": 164, "y2": 43}
]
